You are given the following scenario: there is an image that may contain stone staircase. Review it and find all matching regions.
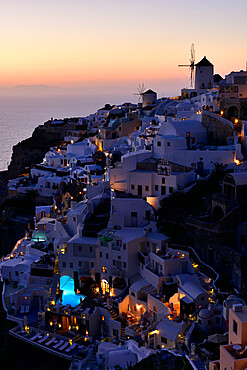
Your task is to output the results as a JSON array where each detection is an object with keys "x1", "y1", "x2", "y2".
[
  {"x1": 54, "y1": 258, "x2": 59, "y2": 274},
  {"x1": 107, "y1": 303, "x2": 128, "y2": 340},
  {"x1": 191, "y1": 259, "x2": 209, "y2": 291},
  {"x1": 191, "y1": 357, "x2": 207, "y2": 370},
  {"x1": 49, "y1": 274, "x2": 59, "y2": 301},
  {"x1": 4, "y1": 296, "x2": 12, "y2": 311}
]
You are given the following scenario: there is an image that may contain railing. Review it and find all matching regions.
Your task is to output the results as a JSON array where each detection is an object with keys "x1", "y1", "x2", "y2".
[{"x1": 110, "y1": 268, "x2": 126, "y2": 278}]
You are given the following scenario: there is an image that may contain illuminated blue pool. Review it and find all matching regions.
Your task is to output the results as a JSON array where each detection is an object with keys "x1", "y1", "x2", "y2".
[{"x1": 60, "y1": 275, "x2": 85, "y2": 307}]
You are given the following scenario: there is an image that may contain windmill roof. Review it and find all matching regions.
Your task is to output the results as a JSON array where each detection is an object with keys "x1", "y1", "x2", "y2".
[
  {"x1": 196, "y1": 56, "x2": 213, "y2": 67},
  {"x1": 143, "y1": 89, "x2": 156, "y2": 94}
]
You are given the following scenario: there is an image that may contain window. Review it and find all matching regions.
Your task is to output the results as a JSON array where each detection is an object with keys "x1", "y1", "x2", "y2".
[
  {"x1": 145, "y1": 210, "x2": 151, "y2": 220},
  {"x1": 161, "y1": 337, "x2": 167, "y2": 344},
  {"x1": 157, "y1": 141, "x2": 161, "y2": 147},
  {"x1": 162, "y1": 178, "x2": 166, "y2": 184},
  {"x1": 233, "y1": 319, "x2": 238, "y2": 334},
  {"x1": 63, "y1": 262, "x2": 66, "y2": 268},
  {"x1": 145, "y1": 185, "x2": 149, "y2": 191},
  {"x1": 131, "y1": 292, "x2": 135, "y2": 297},
  {"x1": 91, "y1": 262, "x2": 94, "y2": 268},
  {"x1": 123, "y1": 244, "x2": 126, "y2": 250},
  {"x1": 113, "y1": 260, "x2": 115, "y2": 265},
  {"x1": 169, "y1": 187, "x2": 173, "y2": 193},
  {"x1": 102, "y1": 266, "x2": 107, "y2": 273},
  {"x1": 70, "y1": 262, "x2": 73, "y2": 269},
  {"x1": 15, "y1": 271, "x2": 19, "y2": 276},
  {"x1": 155, "y1": 185, "x2": 158, "y2": 191},
  {"x1": 118, "y1": 255, "x2": 121, "y2": 260},
  {"x1": 79, "y1": 261, "x2": 82, "y2": 267},
  {"x1": 167, "y1": 142, "x2": 170, "y2": 147},
  {"x1": 78, "y1": 246, "x2": 82, "y2": 252},
  {"x1": 106, "y1": 253, "x2": 109, "y2": 259},
  {"x1": 153, "y1": 306, "x2": 157, "y2": 312},
  {"x1": 191, "y1": 137, "x2": 195, "y2": 144},
  {"x1": 100, "y1": 252, "x2": 102, "y2": 258},
  {"x1": 131, "y1": 184, "x2": 134, "y2": 190},
  {"x1": 161, "y1": 186, "x2": 166, "y2": 195},
  {"x1": 123, "y1": 262, "x2": 126, "y2": 268},
  {"x1": 89, "y1": 246, "x2": 93, "y2": 253},
  {"x1": 73, "y1": 217, "x2": 76, "y2": 222}
]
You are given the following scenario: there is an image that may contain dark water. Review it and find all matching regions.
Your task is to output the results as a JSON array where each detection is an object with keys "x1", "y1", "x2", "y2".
[{"x1": 0, "y1": 92, "x2": 133, "y2": 171}]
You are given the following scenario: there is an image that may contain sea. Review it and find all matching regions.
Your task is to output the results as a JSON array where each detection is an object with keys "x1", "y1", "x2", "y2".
[{"x1": 0, "y1": 92, "x2": 133, "y2": 172}]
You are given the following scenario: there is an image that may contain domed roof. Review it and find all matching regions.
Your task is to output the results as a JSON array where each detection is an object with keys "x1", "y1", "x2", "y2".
[{"x1": 199, "y1": 308, "x2": 212, "y2": 319}]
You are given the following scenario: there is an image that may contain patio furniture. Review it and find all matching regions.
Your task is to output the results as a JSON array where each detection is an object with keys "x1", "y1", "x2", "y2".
[
  {"x1": 30, "y1": 333, "x2": 42, "y2": 341},
  {"x1": 38, "y1": 335, "x2": 48, "y2": 344},
  {"x1": 58, "y1": 342, "x2": 70, "y2": 351},
  {"x1": 53, "y1": 340, "x2": 64, "y2": 349},
  {"x1": 65, "y1": 343, "x2": 77, "y2": 353},
  {"x1": 45, "y1": 336, "x2": 56, "y2": 346}
]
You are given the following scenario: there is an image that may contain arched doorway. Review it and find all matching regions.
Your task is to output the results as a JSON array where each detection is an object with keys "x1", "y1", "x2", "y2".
[
  {"x1": 228, "y1": 106, "x2": 238, "y2": 120},
  {"x1": 213, "y1": 206, "x2": 224, "y2": 221},
  {"x1": 101, "y1": 279, "x2": 109, "y2": 295}
]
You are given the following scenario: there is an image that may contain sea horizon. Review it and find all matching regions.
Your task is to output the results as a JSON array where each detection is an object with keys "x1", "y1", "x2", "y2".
[{"x1": 0, "y1": 92, "x2": 138, "y2": 172}]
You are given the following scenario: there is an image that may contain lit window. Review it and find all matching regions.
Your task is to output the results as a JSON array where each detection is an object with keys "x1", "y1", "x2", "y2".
[{"x1": 102, "y1": 266, "x2": 107, "y2": 273}]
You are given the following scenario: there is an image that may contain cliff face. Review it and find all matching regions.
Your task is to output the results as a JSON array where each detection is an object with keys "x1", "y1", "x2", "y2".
[
  {"x1": 1, "y1": 121, "x2": 81, "y2": 255},
  {"x1": 7, "y1": 124, "x2": 71, "y2": 179}
]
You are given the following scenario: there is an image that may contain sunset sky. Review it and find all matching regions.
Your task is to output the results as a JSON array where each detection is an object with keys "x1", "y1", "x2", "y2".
[{"x1": 1, "y1": 0, "x2": 247, "y2": 95}]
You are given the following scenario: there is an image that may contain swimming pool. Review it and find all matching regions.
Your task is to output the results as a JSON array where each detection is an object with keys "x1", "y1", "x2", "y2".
[{"x1": 60, "y1": 275, "x2": 85, "y2": 307}]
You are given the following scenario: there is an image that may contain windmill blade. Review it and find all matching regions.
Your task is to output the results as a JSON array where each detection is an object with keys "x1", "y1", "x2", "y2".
[
  {"x1": 190, "y1": 43, "x2": 195, "y2": 69},
  {"x1": 190, "y1": 68, "x2": 194, "y2": 88},
  {"x1": 138, "y1": 83, "x2": 145, "y2": 94}
]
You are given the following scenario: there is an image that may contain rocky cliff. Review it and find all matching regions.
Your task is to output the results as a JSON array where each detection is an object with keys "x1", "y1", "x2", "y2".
[
  {"x1": 0, "y1": 121, "x2": 82, "y2": 255},
  {"x1": 7, "y1": 123, "x2": 77, "y2": 179}
]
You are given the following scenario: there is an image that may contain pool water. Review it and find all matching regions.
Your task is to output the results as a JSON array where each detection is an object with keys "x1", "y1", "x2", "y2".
[{"x1": 59, "y1": 275, "x2": 85, "y2": 307}]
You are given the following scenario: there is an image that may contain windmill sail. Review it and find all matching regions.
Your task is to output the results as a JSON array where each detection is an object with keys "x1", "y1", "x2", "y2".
[{"x1": 178, "y1": 44, "x2": 196, "y2": 88}]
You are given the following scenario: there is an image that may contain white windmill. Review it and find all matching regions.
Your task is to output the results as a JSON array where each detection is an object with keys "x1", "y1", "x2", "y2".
[{"x1": 134, "y1": 83, "x2": 145, "y2": 103}]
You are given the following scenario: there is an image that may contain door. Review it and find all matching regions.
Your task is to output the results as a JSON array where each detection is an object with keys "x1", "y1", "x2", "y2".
[
  {"x1": 138, "y1": 185, "x2": 142, "y2": 196},
  {"x1": 131, "y1": 212, "x2": 138, "y2": 227}
]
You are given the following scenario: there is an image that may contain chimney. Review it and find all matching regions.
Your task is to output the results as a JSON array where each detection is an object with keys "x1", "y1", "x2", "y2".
[{"x1": 233, "y1": 303, "x2": 243, "y2": 312}]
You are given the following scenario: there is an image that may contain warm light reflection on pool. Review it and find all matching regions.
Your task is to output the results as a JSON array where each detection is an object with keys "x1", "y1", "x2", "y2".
[{"x1": 60, "y1": 275, "x2": 85, "y2": 307}]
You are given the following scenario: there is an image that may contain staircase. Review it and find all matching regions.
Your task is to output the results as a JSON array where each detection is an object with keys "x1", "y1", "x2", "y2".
[
  {"x1": 40, "y1": 315, "x2": 46, "y2": 328},
  {"x1": 4, "y1": 296, "x2": 12, "y2": 311},
  {"x1": 50, "y1": 274, "x2": 59, "y2": 301},
  {"x1": 54, "y1": 258, "x2": 59, "y2": 274},
  {"x1": 107, "y1": 303, "x2": 118, "y2": 320},
  {"x1": 120, "y1": 321, "x2": 128, "y2": 340},
  {"x1": 191, "y1": 357, "x2": 207, "y2": 370},
  {"x1": 107, "y1": 303, "x2": 128, "y2": 340},
  {"x1": 191, "y1": 259, "x2": 209, "y2": 291}
]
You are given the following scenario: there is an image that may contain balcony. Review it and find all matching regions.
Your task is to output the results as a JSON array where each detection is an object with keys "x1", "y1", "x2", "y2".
[{"x1": 111, "y1": 267, "x2": 126, "y2": 278}]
